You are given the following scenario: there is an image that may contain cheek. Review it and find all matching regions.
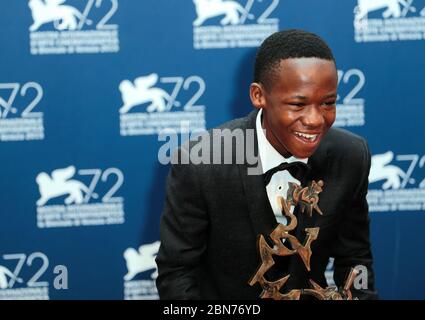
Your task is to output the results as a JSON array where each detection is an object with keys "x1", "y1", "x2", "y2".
[
  {"x1": 324, "y1": 110, "x2": 336, "y2": 127},
  {"x1": 275, "y1": 119, "x2": 296, "y2": 137},
  {"x1": 273, "y1": 111, "x2": 298, "y2": 129}
]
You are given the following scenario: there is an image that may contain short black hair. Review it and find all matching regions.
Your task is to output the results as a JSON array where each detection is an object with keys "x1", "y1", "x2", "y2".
[{"x1": 254, "y1": 29, "x2": 335, "y2": 89}]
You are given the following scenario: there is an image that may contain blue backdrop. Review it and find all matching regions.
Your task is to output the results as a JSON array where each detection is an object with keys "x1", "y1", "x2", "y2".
[{"x1": 0, "y1": 0, "x2": 424, "y2": 299}]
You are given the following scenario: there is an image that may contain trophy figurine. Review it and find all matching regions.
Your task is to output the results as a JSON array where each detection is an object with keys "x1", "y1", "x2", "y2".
[{"x1": 248, "y1": 180, "x2": 358, "y2": 300}]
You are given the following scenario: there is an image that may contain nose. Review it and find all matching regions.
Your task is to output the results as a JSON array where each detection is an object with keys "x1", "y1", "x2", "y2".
[{"x1": 301, "y1": 105, "x2": 325, "y2": 128}]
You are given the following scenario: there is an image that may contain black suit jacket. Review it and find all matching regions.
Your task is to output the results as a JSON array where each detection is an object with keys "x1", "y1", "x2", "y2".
[{"x1": 156, "y1": 110, "x2": 378, "y2": 299}]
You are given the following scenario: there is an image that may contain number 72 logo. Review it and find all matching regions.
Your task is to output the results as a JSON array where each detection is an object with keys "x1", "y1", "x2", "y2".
[
  {"x1": 0, "y1": 82, "x2": 43, "y2": 119},
  {"x1": 1, "y1": 252, "x2": 67, "y2": 290}
]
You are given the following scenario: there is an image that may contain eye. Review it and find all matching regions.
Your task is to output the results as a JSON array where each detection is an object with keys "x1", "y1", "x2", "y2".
[
  {"x1": 322, "y1": 101, "x2": 336, "y2": 108},
  {"x1": 288, "y1": 102, "x2": 305, "y2": 108}
]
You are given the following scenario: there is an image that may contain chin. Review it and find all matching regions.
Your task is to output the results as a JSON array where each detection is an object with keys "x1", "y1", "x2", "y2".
[
  {"x1": 291, "y1": 148, "x2": 318, "y2": 159},
  {"x1": 294, "y1": 152, "x2": 314, "y2": 159}
]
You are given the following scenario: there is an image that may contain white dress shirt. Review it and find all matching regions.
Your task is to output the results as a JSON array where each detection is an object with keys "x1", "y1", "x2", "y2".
[{"x1": 256, "y1": 109, "x2": 308, "y2": 225}]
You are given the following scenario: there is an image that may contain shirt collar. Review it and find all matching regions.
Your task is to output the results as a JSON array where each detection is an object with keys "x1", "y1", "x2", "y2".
[{"x1": 256, "y1": 109, "x2": 308, "y2": 173}]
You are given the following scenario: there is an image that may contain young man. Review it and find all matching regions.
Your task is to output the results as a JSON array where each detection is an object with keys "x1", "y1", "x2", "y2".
[{"x1": 156, "y1": 29, "x2": 377, "y2": 299}]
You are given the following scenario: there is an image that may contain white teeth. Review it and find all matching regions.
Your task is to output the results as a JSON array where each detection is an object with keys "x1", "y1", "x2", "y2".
[{"x1": 294, "y1": 132, "x2": 318, "y2": 141}]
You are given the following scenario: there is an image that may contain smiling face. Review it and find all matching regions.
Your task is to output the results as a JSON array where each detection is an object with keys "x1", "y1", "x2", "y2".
[{"x1": 250, "y1": 57, "x2": 337, "y2": 159}]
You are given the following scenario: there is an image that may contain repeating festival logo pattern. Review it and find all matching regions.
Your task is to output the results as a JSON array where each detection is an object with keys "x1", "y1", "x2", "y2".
[
  {"x1": 123, "y1": 241, "x2": 160, "y2": 300},
  {"x1": 334, "y1": 68, "x2": 366, "y2": 127},
  {"x1": 29, "y1": 0, "x2": 120, "y2": 55},
  {"x1": 0, "y1": 82, "x2": 45, "y2": 142},
  {"x1": 36, "y1": 166, "x2": 125, "y2": 228},
  {"x1": 193, "y1": 0, "x2": 280, "y2": 49},
  {"x1": 0, "y1": 252, "x2": 67, "y2": 300},
  {"x1": 0, "y1": 0, "x2": 417, "y2": 300},
  {"x1": 368, "y1": 151, "x2": 425, "y2": 212},
  {"x1": 354, "y1": 0, "x2": 425, "y2": 42},
  {"x1": 119, "y1": 73, "x2": 206, "y2": 136}
]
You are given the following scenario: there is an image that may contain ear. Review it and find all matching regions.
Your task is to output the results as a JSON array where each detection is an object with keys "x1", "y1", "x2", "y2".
[{"x1": 249, "y1": 82, "x2": 266, "y2": 110}]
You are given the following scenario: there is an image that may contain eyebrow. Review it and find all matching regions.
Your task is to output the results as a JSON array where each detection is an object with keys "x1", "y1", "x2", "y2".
[
  {"x1": 288, "y1": 95, "x2": 308, "y2": 100},
  {"x1": 323, "y1": 93, "x2": 337, "y2": 99},
  {"x1": 287, "y1": 93, "x2": 337, "y2": 100}
]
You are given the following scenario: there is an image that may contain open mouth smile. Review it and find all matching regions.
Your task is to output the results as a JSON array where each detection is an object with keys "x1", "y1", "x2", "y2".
[{"x1": 293, "y1": 131, "x2": 320, "y2": 143}]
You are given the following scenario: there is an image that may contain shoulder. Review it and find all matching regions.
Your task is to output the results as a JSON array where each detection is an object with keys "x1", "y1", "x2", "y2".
[
  {"x1": 320, "y1": 127, "x2": 370, "y2": 169},
  {"x1": 170, "y1": 111, "x2": 257, "y2": 168},
  {"x1": 214, "y1": 110, "x2": 257, "y2": 132},
  {"x1": 181, "y1": 110, "x2": 257, "y2": 153},
  {"x1": 323, "y1": 127, "x2": 368, "y2": 151}
]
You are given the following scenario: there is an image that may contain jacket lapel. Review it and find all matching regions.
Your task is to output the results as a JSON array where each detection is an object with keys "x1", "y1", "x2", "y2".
[
  {"x1": 239, "y1": 166, "x2": 278, "y2": 238},
  {"x1": 238, "y1": 110, "x2": 277, "y2": 238}
]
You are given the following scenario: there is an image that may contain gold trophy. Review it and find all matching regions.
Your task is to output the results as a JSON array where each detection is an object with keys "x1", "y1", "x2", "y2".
[{"x1": 249, "y1": 180, "x2": 358, "y2": 300}]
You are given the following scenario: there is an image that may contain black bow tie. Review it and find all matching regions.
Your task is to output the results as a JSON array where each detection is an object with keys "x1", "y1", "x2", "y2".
[{"x1": 263, "y1": 161, "x2": 311, "y2": 186}]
